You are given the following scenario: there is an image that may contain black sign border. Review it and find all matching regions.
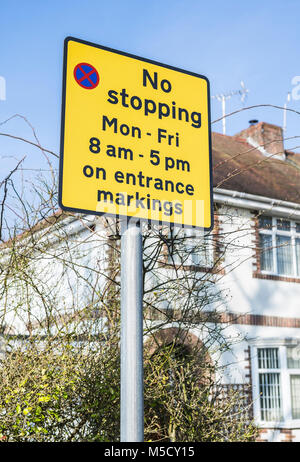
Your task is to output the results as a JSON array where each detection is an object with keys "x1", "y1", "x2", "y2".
[{"x1": 59, "y1": 36, "x2": 214, "y2": 232}]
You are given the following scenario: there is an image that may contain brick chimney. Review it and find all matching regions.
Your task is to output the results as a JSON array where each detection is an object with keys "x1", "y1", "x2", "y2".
[{"x1": 235, "y1": 121, "x2": 285, "y2": 160}]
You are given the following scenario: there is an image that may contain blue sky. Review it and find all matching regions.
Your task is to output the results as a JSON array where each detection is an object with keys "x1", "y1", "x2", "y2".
[{"x1": 1, "y1": 0, "x2": 300, "y2": 181}]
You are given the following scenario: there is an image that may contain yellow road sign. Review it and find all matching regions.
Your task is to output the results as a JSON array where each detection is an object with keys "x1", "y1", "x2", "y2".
[{"x1": 59, "y1": 37, "x2": 213, "y2": 230}]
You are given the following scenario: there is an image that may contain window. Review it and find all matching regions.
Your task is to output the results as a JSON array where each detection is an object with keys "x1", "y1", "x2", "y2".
[
  {"x1": 290, "y1": 376, "x2": 300, "y2": 419},
  {"x1": 167, "y1": 228, "x2": 213, "y2": 268},
  {"x1": 258, "y1": 216, "x2": 300, "y2": 277},
  {"x1": 257, "y1": 348, "x2": 282, "y2": 421},
  {"x1": 253, "y1": 344, "x2": 300, "y2": 425},
  {"x1": 287, "y1": 346, "x2": 300, "y2": 420}
]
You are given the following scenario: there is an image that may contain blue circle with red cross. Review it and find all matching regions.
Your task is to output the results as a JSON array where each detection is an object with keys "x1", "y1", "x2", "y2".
[{"x1": 73, "y1": 63, "x2": 99, "y2": 89}]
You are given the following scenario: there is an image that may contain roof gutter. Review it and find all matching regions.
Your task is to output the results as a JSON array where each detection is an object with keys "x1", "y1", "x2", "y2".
[{"x1": 213, "y1": 188, "x2": 300, "y2": 220}]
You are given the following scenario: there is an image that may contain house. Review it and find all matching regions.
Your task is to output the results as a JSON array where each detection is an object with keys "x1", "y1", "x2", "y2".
[
  {"x1": 1, "y1": 120, "x2": 300, "y2": 442},
  {"x1": 212, "y1": 121, "x2": 300, "y2": 442}
]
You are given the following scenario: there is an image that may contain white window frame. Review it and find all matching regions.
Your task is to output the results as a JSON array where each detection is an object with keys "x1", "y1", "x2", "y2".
[
  {"x1": 251, "y1": 341, "x2": 300, "y2": 428},
  {"x1": 258, "y1": 216, "x2": 300, "y2": 278}
]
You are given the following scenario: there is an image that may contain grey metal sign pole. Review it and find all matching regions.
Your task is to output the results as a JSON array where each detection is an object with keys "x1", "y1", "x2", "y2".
[{"x1": 120, "y1": 218, "x2": 144, "y2": 442}]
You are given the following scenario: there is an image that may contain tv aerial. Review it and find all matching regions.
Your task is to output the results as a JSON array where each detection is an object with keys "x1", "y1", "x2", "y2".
[
  {"x1": 283, "y1": 91, "x2": 291, "y2": 133},
  {"x1": 212, "y1": 81, "x2": 249, "y2": 135}
]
